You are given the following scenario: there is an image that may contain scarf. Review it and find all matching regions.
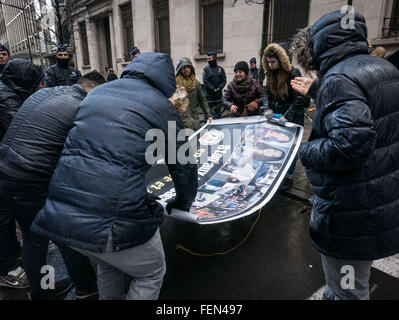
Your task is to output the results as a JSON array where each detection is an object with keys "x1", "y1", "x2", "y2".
[
  {"x1": 176, "y1": 73, "x2": 196, "y2": 92},
  {"x1": 232, "y1": 73, "x2": 253, "y2": 93}
]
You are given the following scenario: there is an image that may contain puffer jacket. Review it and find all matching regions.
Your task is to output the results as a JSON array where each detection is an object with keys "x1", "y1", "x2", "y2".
[
  {"x1": 298, "y1": 11, "x2": 399, "y2": 260},
  {"x1": 0, "y1": 84, "x2": 88, "y2": 182},
  {"x1": 223, "y1": 75, "x2": 264, "y2": 117},
  {"x1": 262, "y1": 44, "x2": 308, "y2": 125},
  {"x1": 0, "y1": 59, "x2": 43, "y2": 140},
  {"x1": 44, "y1": 62, "x2": 82, "y2": 87},
  {"x1": 175, "y1": 57, "x2": 211, "y2": 131},
  {"x1": 31, "y1": 53, "x2": 198, "y2": 253}
]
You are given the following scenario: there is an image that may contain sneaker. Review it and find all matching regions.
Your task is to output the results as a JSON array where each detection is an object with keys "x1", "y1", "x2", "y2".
[
  {"x1": 0, "y1": 266, "x2": 29, "y2": 289},
  {"x1": 42, "y1": 278, "x2": 74, "y2": 300},
  {"x1": 279, "y1": 177, "x2": 293, "y2": 192},
  {"x1": 75, "y1": 290, "x2": 99, "y2": 300}
]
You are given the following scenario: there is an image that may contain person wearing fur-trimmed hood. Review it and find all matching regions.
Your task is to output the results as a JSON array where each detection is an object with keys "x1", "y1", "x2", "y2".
[{"x1": 262, "y1": 43, "x2": 308, "y2": 191}]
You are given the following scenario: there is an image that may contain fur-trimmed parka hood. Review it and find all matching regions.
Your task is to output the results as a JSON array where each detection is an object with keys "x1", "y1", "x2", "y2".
[
  {"x1": 262, "y1": 43, "x2": 292, "y2": 73},
  {"x1": 262, "y1": 43, "x2": 293, "y2": 99}
]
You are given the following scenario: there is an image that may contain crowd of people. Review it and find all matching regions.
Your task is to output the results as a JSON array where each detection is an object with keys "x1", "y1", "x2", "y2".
[{"x1": 0, "y1": 9, "x2": 398, "y2": 301}]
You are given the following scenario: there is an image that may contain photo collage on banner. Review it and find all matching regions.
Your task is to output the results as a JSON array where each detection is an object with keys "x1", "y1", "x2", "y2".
[{"x1": 145, "y1": 117, "x2": 303, "y2": 224}]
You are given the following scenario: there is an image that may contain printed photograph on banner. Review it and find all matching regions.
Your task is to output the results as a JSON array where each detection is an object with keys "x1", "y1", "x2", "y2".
[{"x1": 144, "y1": 117, "x2": 303, "y2": 224}]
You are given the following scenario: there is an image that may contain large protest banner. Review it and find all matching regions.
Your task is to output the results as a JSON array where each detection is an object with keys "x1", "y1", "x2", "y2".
[{"x1": 145, "y1": 116, "x2": 303, "y2": 224}]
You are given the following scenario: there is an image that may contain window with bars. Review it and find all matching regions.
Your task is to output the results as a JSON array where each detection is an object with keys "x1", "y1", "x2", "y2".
[
  {"x1": 384, "y1": 0, "x2": 399, "y2": 37},
  {"x1": 79, "y1": 21, "x2": 90, "y2": 65},
  {"x1": 153, "y1": 0, "x2": 170, "y2": 55},
  {"x1": 267, "y1": 0, "x2": 310, "y2": 44},
  {"x1": 121, "y1": 2, "x2": 134, "y2": 61},
  {"x1": 200, "y1": 0, "x2": 223, "y2": 55}
]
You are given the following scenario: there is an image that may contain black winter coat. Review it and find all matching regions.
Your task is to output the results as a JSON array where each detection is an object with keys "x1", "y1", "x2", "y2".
[
  {"x1": 0, "y1": 84, "x2": 87, "y2": 182},
  {"x1": 299, "y1": 11, "x2": 399, "y2": 260},
  {"x1": 264, "y1": 68, "x2": 308, "y2": 125},
  {"x1": 202, "y1": 64, "x2": 227, "y2": 100},
  {"x1": 44, "y1": 63, "x2": 82, "y2": 87},
  {"x1": 0, "y1": 59, "x2": 43, "y2": 140},
  {"x1": 32, "y1": 53, "x2": 198, "y2": 253}
]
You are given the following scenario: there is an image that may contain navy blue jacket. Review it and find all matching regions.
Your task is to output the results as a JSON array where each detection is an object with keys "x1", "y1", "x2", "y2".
[
  {"x1": 0, "y1": 84, "x2": 87, "y2": 182},
  {"x1": 32, "y1": 53, "x2": 198, "y2": 253},
  {"x1": 44, "y1": 63, "x2": 82, "y2": 87},
  {"x1": 202, "y1": 64, "x2": 226, "y2": 99},
  {"x1": 299, "y1": 11, "x2": 399, "y2": 260}
]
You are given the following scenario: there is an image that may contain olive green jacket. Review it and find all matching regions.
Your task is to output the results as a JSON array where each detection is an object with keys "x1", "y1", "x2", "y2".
[{"x1": 180, "y1": 79, "x2": 211, "y2": 131}]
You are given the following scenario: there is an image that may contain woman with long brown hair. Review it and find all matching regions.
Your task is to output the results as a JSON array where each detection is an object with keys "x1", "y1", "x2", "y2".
[{"x1": 263, "y1": 43, "x2": 308, "y2": 191}]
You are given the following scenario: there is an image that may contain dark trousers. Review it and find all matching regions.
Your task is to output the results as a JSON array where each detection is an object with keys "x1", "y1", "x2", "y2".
[
  {"x1": 206, "y1": 93, "x2": 223, "y2": 118},
  {"x1": 0, "y1": 210, "x2": 21, "y2": 275},
  {"x1": 0, "y1": 178, "x2": 97, "y2": 299}
]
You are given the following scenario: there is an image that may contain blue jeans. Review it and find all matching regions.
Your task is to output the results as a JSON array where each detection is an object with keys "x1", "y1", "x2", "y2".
[
  {"x1": 321, "y1": 254, "x2": 373, "y2": 300},
  {"x1": 0, "y1": 178, "x2": 97, "y2": 299}
]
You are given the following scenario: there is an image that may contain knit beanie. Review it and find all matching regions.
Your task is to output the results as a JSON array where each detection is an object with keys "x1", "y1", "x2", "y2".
[{"x1": 234, "y1": 61, "x2": 249, "y2": 75}]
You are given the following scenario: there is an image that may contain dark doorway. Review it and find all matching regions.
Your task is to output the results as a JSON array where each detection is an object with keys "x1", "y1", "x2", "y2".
[{"x1": 103, "y1": 16, "x2": 113, "y2": 69}]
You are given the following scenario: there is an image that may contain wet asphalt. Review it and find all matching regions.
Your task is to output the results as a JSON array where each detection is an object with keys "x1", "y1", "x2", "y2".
[{"x1": 2, "y1": 193, "x2": 397, "y2": 300}]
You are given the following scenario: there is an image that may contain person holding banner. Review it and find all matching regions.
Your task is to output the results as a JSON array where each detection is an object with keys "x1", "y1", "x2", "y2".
[
  {"x1": 223, "y1": 61, "x2": 264, "y2": 117},
  {"x1": 262, "y1": 43, "x2": 308, "y2": 191},
  {"x1": 31, "y1": 53, "x2": 198, "y2": 300}
]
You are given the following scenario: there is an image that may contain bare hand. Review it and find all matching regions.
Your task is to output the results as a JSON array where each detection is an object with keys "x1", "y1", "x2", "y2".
[
  {"x1": 247, "y1": 102, "x2": 258, "y2": 112},
  {"x1": 291, "y1": 71, "x2": 317, "y2": 96},
  {"x1": 230, "y1": 105, "x2": 238, "y2": 113}
]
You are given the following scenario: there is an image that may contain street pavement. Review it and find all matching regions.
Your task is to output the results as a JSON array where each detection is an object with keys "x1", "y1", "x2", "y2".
[{"x1": 1, "y1": 115, "x2": 398, "y2": 300}]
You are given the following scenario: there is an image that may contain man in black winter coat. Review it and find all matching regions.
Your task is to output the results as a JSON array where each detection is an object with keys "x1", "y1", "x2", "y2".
[
  {"x1": 202, "y1": 50, "x2": 227, "y2": 116},
  {"x1": 32, "y1": 53, "x2": 198, "y2": 300},
  {"x1": 290, "y1": 11, "x2": 399, "y2": 300},
  {"x1": 0, "y1": 59, "x2": 43, "y2": 140},
  {"x1": 44, "y1": 46, "x2": 82, "y2": 87},
  {"x1": 0, "y1": 72, "x2": 106, "y2": 299},
  {"x1": 0, "y1": 59, "x2": 43, "y2": 290}
]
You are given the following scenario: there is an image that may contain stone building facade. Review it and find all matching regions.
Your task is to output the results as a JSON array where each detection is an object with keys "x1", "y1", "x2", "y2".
[{"x1": 71, "y1": 0, "x2": 399, "y2": 82}]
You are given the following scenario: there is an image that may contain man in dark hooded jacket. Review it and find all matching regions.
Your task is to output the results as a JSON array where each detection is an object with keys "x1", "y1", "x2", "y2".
[
  {"x1": 0, "y1": 71, "x2": 106, "y2": 300},
  {"x1": 175, "y1": 57, "x2": 212, "y2": 131},
  {"x1": 290, "y1": 11, "x2": 399, "y2": 300},
  {"x1": 0, "y1": 59, "x2": 43, "y2": 140},
  {"x1": 0, "y1": 59, "x2": 42, "y2": 290},
  {"x1": 32, "y1": 53, "x2": 198, "y2": 300},
  {"x1": 44, "y1": 46, "x2": 82, "y2": 87}
]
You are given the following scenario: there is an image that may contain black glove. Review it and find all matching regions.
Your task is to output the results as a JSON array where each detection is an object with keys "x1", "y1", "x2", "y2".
[{"x1": 165, "y1": 198, "x2": 191, "y2": 214}]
